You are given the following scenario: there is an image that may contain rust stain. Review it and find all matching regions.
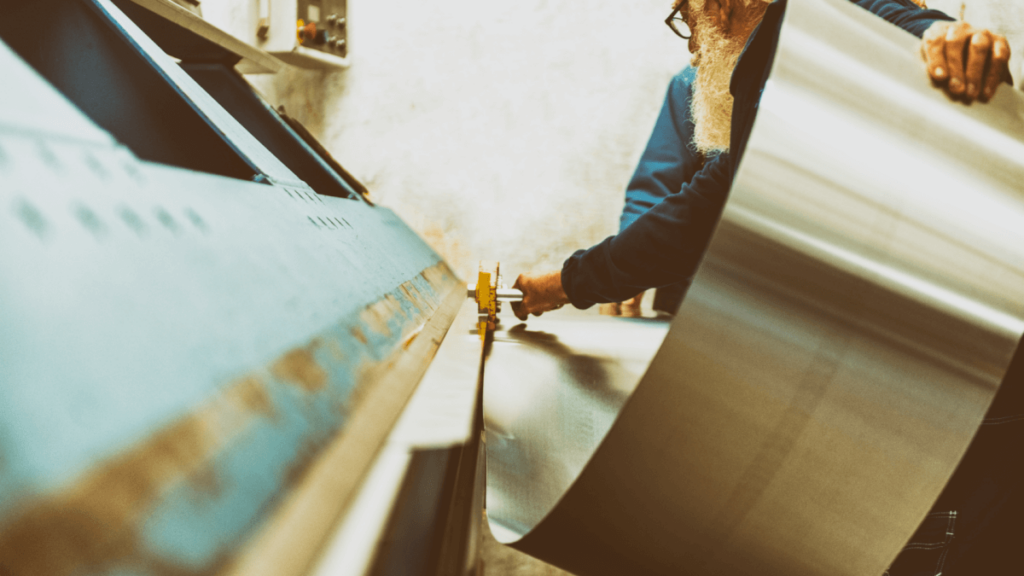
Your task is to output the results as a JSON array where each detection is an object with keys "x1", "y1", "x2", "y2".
[
  {"x1": 190, "y1": 464, "x2": 222, "y2": 499},
  {"x1": 270, "y1": 344, "x2": 328, "y2": 393},
  {"x1": 398, "y1": 283, "x2": 424, "y2": 308},
  {"x1": 0, "y1": 262, "x2": 459, "y2": 576},
  {"x1": 355, "y1": 261, "x2": 456, "y2": 355},
  {"x1": 420, "y1": 261, "x2": 454, "y2": 289},
  {"x1": 0, "y1": 401, "x2": 241, "y2": 575},
  {"x1": 226, "y1": 376, "x2": 275, "y2": 419},
  {"x1": 0, "y1": 373, "x2": 285, "y2": 576},
  {"x1": 281, "y1": 439, "x2": 325, "y2": 490},
  {"x1": 401, "y1": 323, "x2": 426, "y2": 350},
  {"x1": 359, "y1": 295, "x2": 401, "y2": 338}
]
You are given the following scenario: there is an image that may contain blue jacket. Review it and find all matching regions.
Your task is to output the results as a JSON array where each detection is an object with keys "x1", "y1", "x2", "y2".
[
  {"x1": 564, "y1": 0, "x2": 953, "y2": 309},
  {"x1": 618, "y1": 65, "x2": 704, "y2": 233}
]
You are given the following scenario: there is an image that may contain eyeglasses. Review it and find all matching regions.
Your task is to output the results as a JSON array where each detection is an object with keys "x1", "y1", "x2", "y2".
[{"x1": 665, "y1": 3, "x2": 692, "y2": 40}]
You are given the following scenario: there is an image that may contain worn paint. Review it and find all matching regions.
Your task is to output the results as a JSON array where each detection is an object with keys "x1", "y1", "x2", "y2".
[
  {"x1": 270, "y1": 344, "x2": 329, "y2": 393},
  {"x1": 0, "y1": 373, "x2": 267, "y2": 576},
  {"x1": 230, "y1": 376, "x2": 276, "y2": 420},
  {"x1": 236, "y1": 0, "x2": 689, "y2": 282},
  {"x1": 0, "y1": 261, "x2": 459, "y2": 576}
]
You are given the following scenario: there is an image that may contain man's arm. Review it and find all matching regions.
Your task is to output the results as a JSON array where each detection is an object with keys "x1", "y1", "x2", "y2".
[
  {"x1": 607, "y1": 67, "x2": 703, "y2": 316},
  {"x1": 848, "y1": 0, "x2": 953, "y2": 38},
  {"x1": 513, "y1": 152, "x2": 731, "y2": 319},
  {"x1": 566, "y1": 152, "x2": 732, "y2": 309}
]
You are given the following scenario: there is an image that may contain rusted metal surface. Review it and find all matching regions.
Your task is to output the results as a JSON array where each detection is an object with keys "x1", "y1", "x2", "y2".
[
  {"x1": 224, "y1": 283, "x2": 467, "y2": 576},
  {"x1": 0, "y1": 36, "x2": 463, "y2": 576},
  {"x1": 0, "y1": 264, "x2": 460, "y2": 576}
]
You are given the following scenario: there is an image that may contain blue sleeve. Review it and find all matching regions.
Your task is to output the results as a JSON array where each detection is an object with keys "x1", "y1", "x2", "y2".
[
  {"x1": 847, "y1": 0, "x2": 954, "y2": 38},
  {"x1": 563, "y1": 152, "x2": 733, "y2": 308},
  {"x1": 619, "y1": 67, "x2": 705, "y2": 232}
]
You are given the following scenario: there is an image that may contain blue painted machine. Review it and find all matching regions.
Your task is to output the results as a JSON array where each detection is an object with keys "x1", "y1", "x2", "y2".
[{"x1": 0, "y1": 1, "x2": 482, "y2": 575}]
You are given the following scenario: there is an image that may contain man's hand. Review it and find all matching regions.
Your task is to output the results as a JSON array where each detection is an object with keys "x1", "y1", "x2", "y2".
[
  {"x1": 511, "y1": 270, "x2": 571, "y2": 321},
  {"x1": 599, "y1": 293, "x2": 644, "y2": 317},
  {"x1": 922, "y1": 21, "x2": 1011, "y2": 103}
]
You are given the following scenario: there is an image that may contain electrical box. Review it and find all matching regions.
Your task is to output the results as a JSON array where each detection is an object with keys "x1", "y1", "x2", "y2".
[{"x1": 205, "y1": 0, "x2": 349, "y2": 70}]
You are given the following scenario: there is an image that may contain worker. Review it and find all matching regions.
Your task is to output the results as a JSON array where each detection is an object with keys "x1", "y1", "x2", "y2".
[
  {"x1": 511, "y1": 0, "x2": 1010, "y2": 320},
  {"x1": 511, "y1": 0, "x2": 1019, "y2": 574},
  {"x1": 599, "y1": 0, "x2": 1009, "y2": 317}
]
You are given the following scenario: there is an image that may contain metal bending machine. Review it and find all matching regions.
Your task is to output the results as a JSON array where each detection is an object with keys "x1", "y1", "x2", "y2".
[
  {"x1": 2, "y1": 0, "x2": 1024, "y2": 575},
  {"x1": 0, "y1": 1, "x2": 480, "y2": 575}
]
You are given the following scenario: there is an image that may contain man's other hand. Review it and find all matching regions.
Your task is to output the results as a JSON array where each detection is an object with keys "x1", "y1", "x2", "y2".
[
  {"x1": 599, "y1": 293, "x2": 644, "y2": 317},
  {"x1": 511, "y1": 270, "x2": 571, "y2": 321},
  {"x1": 923, "y1": 21, "x2": 1011, "y2": 103}
]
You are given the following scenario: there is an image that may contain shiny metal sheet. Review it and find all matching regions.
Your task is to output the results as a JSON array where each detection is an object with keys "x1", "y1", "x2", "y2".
[
  {"x1": 483, "y1": 314, "x2": 672, "y2": 542},
  {"x1": 484, "y1": 0, "x2": 1024, "y2": 574}
]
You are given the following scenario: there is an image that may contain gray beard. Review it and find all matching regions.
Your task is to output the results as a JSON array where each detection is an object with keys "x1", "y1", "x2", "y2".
[{"x1": 690, "y1": 28, "x2": 747, "y2": 155}]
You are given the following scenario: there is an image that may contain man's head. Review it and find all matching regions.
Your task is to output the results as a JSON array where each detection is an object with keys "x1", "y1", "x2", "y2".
[{"x1": 676, "y1": 0, "x2": 770, "y2": 154}]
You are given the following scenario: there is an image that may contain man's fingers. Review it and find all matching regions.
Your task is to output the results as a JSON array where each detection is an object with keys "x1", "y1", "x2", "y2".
[
  {"x1": 599, "y1": 302, "x2": 622, "y2": 316},
  {"x1": 511, "y1": 275, "x2": 527, "y2": 320},
  {"x1": 964, "y1": 30, "x2": 992, "y2": 101},
  {"x1": 983, "y1": 35, "x2": 1011, "y2": 101},
  {"x1": 921, "y1": 21, "x2": 1009, "y2": 105},
  {"x1": 923, "y1": 24, "x2": 949, "y2": 83},
  {"x1": 944, "y1": 23, "x2": 971, "y2": 96}
]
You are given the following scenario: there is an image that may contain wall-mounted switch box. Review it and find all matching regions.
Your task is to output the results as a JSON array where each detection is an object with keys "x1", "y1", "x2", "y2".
[{"x1": 207, "y1": 0, "x2": 349, "y2": 70}]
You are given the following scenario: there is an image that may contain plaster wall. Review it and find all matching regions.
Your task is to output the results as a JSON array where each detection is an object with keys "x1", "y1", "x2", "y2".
[{"x1": 211, "y1": 0, "x2": 689, "y2": 281}]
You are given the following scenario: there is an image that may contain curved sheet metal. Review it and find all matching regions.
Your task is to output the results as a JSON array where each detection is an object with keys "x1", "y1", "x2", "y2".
[
  {"x1": 484, "y1": 0, "x2": 1024, "y2": 574},
  {"x1": 483, "y1": 315, "x2": 672, "y2": 542}
]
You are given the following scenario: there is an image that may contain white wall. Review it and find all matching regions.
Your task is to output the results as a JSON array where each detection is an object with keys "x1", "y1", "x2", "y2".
[
  {"x1": 238, "y1": 0, "x2": 687, "y2": 281},
  {"x1": 205, "y1": 0, "x2": 1024, "y2": 282}
]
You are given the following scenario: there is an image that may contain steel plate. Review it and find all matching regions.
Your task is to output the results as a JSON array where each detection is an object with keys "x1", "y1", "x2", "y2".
[{"x1": 484, "y1": 0, "x2": 1024, "y2": 574}]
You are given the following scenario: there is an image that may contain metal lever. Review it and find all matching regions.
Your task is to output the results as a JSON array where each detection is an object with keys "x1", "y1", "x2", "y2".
[{"x1": 466, "y1": 285, "x2": 523, "y2": 302}]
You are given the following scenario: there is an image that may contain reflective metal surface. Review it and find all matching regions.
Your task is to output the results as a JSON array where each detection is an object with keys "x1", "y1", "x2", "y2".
[
  {"x1": 483, "y1": 313, "x2": 671, "y2": 542},
  {"x1": 485, "y1": 0, "x2": 1024, "y2": 574}
]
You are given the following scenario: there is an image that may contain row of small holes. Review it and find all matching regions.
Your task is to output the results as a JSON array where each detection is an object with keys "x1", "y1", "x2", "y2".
[
  {"x1": 307, "y1": 215, "x2": 353, "y2": 230},
  {"x1": 284, "y1": 187, "x2": 324, "y2": 205},
  {"x1": 12, "y1": 198, "x2": 207, "y2": 240},
  {"x1": 281, "y1": 187, "x2": 353, "y2": 231},
  {"x1": 28, "y1": 142, "x2": 144, "y2": 184}
]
